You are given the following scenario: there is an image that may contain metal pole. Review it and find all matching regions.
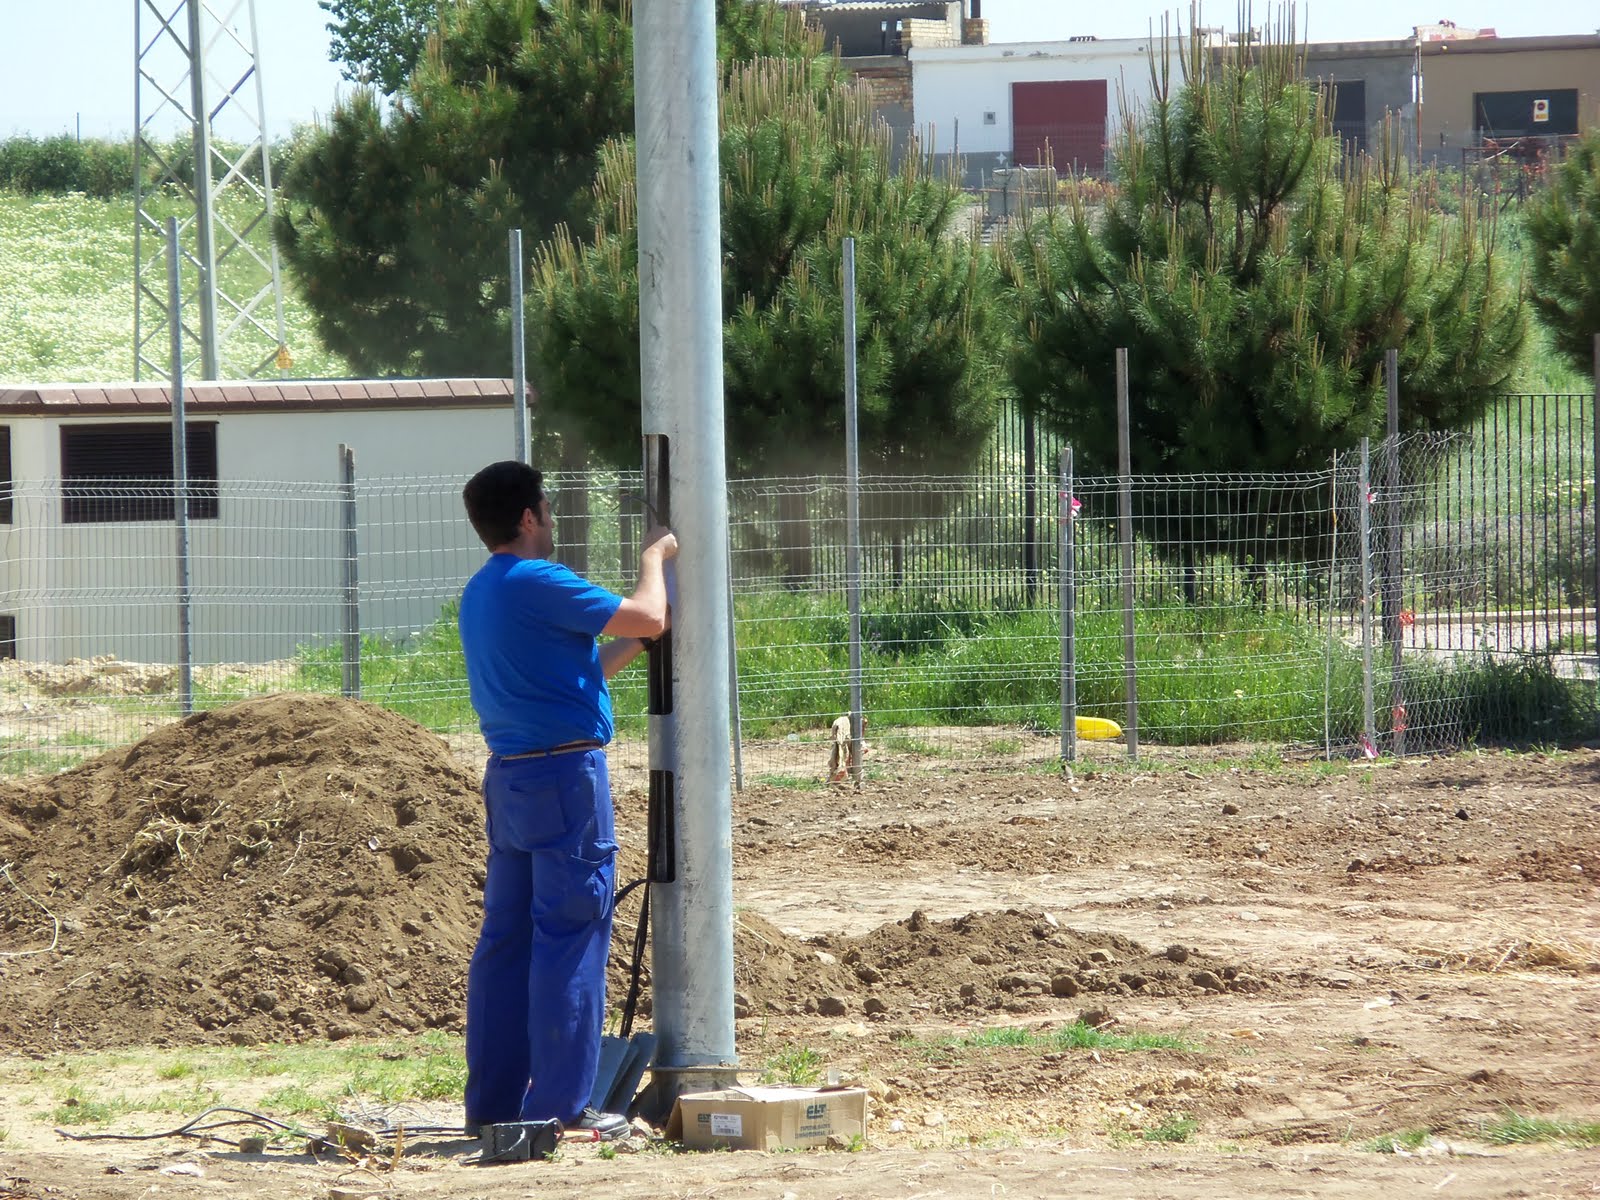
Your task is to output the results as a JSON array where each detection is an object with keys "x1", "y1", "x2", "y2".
[
  {"x1": 339, "y1": 444, "x2": 361, "y2": 700},
  {"x1": 166, "y1": 218, "x2": 194, "y2": 715},
  {"x1": 133, "y1": 9, "x2": 145, "y2": 380},
  {"x1": 1324, "y1": 449, "x2": 1338, "y2": 761},
  {"x1": 1359, "y1": 437, "x2": 1376, "y2": 754},
  {"x1": 1060, "y1": 448, "x2": 1076, "y2": 764},
  {"x1": 1593, "y1": 333, "x2": 1599, "y2": 699},
  {"x1": 509, "y1": 229, "x2": 530, "y2": 464},
  {"x1": 1385, "y1": 349, "x2": 1405, "y2": 756},
  {"x1": 1023, "y1": 407, "x2": 1038, "y2": 603},
  {"x1": 726, "y1": 542, "x2": 744, "y2": 792},
  {"x1": 635, "y1": 0, "x2": 737, "y2": 1115},
  {"x1": 246, "y1": 0, "x2": 291, "y2": 373},
  {"x1": 186, "y1": 0, "x2": 220, "y2": 379},
  {"x1": 1116, "y1": 348, "x2": 1139, "y2": 761},
  {"x1": 843, "y1": 238, "x2": 865, "y2": 788}
]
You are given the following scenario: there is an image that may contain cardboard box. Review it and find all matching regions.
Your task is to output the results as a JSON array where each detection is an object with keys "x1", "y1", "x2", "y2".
[{"x1": 666, "y1": 1085, "x2": 868, "y2": 1151}]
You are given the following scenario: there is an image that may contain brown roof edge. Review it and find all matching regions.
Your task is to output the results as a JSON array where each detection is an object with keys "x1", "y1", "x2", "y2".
[{"x1": 0, "y1": 379, "x2": 532, "y2": 416}]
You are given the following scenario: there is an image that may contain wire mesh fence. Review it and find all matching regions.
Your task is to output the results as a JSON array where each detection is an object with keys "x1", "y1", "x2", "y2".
[{"x1": 1, "y1": 393, "x2": 1595, "y2": 781}]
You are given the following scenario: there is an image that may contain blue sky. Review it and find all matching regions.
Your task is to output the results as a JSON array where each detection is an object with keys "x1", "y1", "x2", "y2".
[{"x1": 1, "y1": 1, "x2": 1594, "y2": 141}]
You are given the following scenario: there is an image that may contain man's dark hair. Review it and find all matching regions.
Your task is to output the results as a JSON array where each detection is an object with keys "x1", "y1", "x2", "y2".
[{"x1": 463, "y1": 461, "x2": 544, "y2": 549}]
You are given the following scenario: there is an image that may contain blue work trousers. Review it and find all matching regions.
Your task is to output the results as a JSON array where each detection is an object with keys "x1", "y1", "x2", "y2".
[{"x1": 464, "y1": 749, "x2": 617, "y2": 1127}]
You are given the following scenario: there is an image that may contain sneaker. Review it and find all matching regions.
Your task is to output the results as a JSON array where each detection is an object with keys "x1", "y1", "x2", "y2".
[{"x1": 566, "y1": 1106, "x2": 632, "y2": 1141}]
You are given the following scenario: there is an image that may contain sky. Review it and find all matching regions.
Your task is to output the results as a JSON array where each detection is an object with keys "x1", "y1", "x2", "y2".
[{"x1": 1, "y1": 0, "x2": 1595, "y2": 142}]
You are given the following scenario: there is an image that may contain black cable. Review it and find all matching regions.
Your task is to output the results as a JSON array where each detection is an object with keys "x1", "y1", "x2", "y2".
[{"x1": 56, "y1": 1106, "x2": 298, "y2": 1143}]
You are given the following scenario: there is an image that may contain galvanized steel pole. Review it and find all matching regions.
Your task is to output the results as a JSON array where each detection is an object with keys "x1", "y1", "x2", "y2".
[
  {"x1": 166, "y1": 219, "x2": 194, "y2": 715},
  {"x1": 1116, "y1": 349, "x2": 1139, "y2": 762},
  {"x1": 1385, "y1": 349, "x2": 1405, "y2": 756},
  {"x1": 634, "y1": 0, "x2": 737, "y2": 1117},
  {"x1": 185, "y1": 1, "x2": 220, "y2": 379},
  {"x1": 843, "y1": 238, "x2": 865, "y2": 787},
  {"x1": 1059, "y1": 448, "x2": 1076, "y2": 765},
  {"x1": 1359, "y1": 437, "x2": 1376, "y2": 754},
  {"x1": 509, "y1": 229, "x2": 529, "y2": 464}
]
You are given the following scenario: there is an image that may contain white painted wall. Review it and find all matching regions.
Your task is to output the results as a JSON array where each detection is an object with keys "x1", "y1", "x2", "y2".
[
  {"x1": 910, "y1": 36, "x2": 1203, "y2": 157},
  {"x1": 1, "y1": 402, "x2": 517, "y2": 664}
]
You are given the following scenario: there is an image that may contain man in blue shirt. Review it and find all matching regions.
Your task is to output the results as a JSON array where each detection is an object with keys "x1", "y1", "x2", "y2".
[{"x1": 458, "y1": 460, "x2": 676, "y2": 1141}]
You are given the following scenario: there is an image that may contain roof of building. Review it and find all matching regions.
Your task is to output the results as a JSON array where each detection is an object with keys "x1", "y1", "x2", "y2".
[
  {"x1": 1417, "y1": 32, "x2": 1600, "y2": 56},
  {"x1": 0, "y1": 378, "x2": 528, "y2": 417}
]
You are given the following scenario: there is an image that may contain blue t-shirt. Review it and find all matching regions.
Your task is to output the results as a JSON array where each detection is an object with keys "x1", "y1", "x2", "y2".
[{"x1": 458, "y1": 554, "x2": 624, "y2": 755}]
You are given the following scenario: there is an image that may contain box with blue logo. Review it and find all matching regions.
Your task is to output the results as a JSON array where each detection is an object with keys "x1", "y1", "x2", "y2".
[{"x1": 666, "y1": 1084, "x2": 869, "y2": 1151}]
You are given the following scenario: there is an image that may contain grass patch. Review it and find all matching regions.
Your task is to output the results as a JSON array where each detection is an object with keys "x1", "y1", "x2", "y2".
[
  {"x1": 756, "y1": 773, "x2": 827, "y2": 792},
  {"x1": 1480, "y1": 1111, "x2": 1600, "y2": 1147},
  {"x1": 758, "y1": 1045, "x2": 826, "y2": 1086},
  {"x1": 908, "y1": 1021, "x2": 1198, "y2": 1058},
  {"x1": 1362, "y1": 1127, "x2": 1434, "y2": 1153},
  {"x1": 1141, "y1": 1114, "x2": 1199, "y2": 1143},
  {"x1": 5, "y1": 1034, "x2": 468, "y2": 1129}
]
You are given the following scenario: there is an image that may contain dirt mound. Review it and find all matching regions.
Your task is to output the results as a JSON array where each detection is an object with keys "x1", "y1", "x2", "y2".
[
  {"x1": 795, "y1": 908, "x2": 1265, "y2": 1021},
  {"x1": 0, "y1": 695, "x2": 488, "y2": 1051},
  {"x1": 0, "y1": 697, "x2": 890, "y2": 1052}
]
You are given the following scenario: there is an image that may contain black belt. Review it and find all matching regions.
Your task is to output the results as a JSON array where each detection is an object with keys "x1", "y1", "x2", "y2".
[{"x1": 497, "y1": 740, "x2": 604, "y2": 761}]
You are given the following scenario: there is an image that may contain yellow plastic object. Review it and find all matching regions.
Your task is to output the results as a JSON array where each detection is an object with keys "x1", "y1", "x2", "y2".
[{"x1": 1074, "y1": 716, "x2": 1123, "y2": 741}]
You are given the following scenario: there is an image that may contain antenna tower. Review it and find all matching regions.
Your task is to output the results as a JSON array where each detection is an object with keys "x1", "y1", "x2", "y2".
[{"x1": 134, "y1": 0, "x2": 291, "y2": 380}]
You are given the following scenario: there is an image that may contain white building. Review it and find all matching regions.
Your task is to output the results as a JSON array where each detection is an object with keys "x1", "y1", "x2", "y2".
[
  {"x1": 0, "y1": 379, "x2": 522, "y2": 664},
  {"x1": 911, "y1": 34, "x2": 1214, "y2": 181}
]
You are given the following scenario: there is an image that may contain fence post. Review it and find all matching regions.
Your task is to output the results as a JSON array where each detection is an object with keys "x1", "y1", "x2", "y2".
[
  {"x1": 1116, "y1": 348, "x2": 1139, "y2": 762},
  {"x1": 1359, "y1": 437, "x2": 1375, "y2": 754},
  {"x1": 509, "y1": 228, "x2": 530, "y2": 465},
  {"x1": 1023, "y1": 407, "x2": 1038, "y2": 603},
  {"x1": 1593, "y1": 332, "x2": 1599, "y2": 703},
  {"x1": 1385, "y1": 349, "x2": 1405, "y2": 756},
  {"x1": 339, "y1": 444, "x2": 361, "y2": 700},
  {"x1": 1324, "y1": 450, "x2": 1338, "y2": 761},
  {"x1": 166, "y1": 217, "x2": 194, "y2": 716},
  {"x1": 843, "y1": 238, "x2": 865, "y2": 787},
  {"x1": 726, "y1": 541, "x2": 744, "y2": 792},
  {"x1": 1059, "y1": 447, "x2": 1076, "y2": 765}
]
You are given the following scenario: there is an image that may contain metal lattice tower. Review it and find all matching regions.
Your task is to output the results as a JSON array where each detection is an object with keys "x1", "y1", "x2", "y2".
[{"x1": 134, "y1": 0, "x2": 291, "y2": 381}]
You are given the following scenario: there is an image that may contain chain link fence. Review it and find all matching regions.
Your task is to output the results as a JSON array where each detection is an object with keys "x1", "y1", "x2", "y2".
[{"x1": 2, "y1": 395, "x2": 1596, "y2": 780}]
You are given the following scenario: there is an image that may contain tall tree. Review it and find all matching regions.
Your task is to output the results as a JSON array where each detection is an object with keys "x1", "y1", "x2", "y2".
[
  {"x1": 1006, "y1": 20, "x2": 1523, "y2": 480},
  {"x1": 532, "y1": 56, "x2": 1008, "y2": 573},
  {"x1": 320, "y1": 0, "x2": 443, "y2": 94},
  {"x1": 1524, "y1": 127, "x2": 1600, "y2": 378},
  {"x1": 278, "y1": 0, "x2": 812, "y2": 378}
]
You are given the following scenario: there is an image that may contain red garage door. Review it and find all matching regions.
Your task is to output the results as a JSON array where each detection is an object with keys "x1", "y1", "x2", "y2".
[{"x1": 1012, "y1": 80, "x2": 1108, "y2": 173}]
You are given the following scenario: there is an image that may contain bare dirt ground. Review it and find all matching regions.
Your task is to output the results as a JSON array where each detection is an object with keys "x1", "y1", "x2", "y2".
[{"x1": 2, "y1": 694, "x2": 1598, "y2": 1198}]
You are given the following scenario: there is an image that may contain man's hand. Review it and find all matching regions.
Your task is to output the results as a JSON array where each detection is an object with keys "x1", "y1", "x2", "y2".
[{"x1": 642, "y1": 526, "x2": 678, "y2": 561}]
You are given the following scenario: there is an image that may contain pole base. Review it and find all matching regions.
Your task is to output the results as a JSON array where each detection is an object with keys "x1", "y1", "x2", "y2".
[{"x1": 634, "y1": 1064, "x2": 740, "y2": 1128}]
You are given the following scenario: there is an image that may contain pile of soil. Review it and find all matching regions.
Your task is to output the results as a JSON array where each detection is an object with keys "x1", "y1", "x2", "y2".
[
  {"x1": 0, "y1": 694, "x2": 1268, "y2": 1053},
  {"x1": 0, "y1": 698, "x2": 942, "y2": 1050},
  {"x1": 0, "y1": 695, "x2": 487, "y2": 1051}
]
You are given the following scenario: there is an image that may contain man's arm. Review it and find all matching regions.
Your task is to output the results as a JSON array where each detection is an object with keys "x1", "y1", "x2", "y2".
[
  {"x1": 601, "y1": 527, "x2": 678, "y2": 639},
  {"x1": 599, "y1": 635, "x2": 653, "y2": 680}
]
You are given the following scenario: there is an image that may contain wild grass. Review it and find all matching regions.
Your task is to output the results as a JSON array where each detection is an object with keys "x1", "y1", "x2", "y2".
[
  {"x1": 1361, "y1": 1127, "x2": 1435, "y2": 1153},
  {"x1": 903, "y1": 1020, "x2": 1198, "y2": 1059},
  {"x1": 0, "y1": 191, "x2": 349, "y2": 383},
  {"x1": 1480, "y1": 1111, "x2": 1600, "y2": 1147},
  {"x1": 757, "y1": 1044, "x2": 826, "y2": 1086},
  {"x1": 6, "y1": 1033, "x2": 467, "y2": 1129}
]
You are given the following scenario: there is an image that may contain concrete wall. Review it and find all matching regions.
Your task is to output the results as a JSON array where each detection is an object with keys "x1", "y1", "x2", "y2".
[
  {"x1": 1, "y1": 404, "x2": 515, "y2": 664},
  {"x1": 1419, "y1": 36, "x2": 1600, "y2": 161},
  {"x1": 1302, "y1": 40, "x2": 1416, "y2": 156},
  {"x1": 912, "y1": 37, "x2": 1194, "y2": 184}
]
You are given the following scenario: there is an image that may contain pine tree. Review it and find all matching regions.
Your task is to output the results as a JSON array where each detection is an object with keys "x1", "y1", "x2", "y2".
[
  {"x1": 1005, "y1": 19, "x2": 1524, "y2": 479},
  {"x1": 531, "y1": 56, "x2": 1008, "y2": 571},
  {"x1": 276, "y1": 0, "x2": 811, "y2": 378},
  {"x1": 1524, "y1": 128, "x2": 1600, "y2": 378}
]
